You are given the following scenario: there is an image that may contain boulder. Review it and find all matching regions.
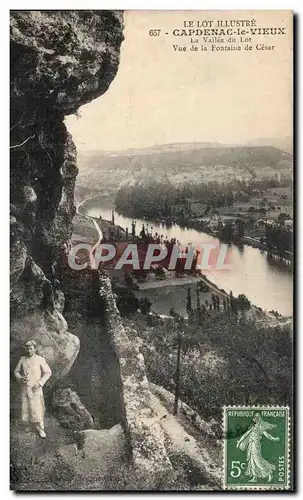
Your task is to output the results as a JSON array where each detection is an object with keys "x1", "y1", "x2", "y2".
[
  {"x1": 11, "y1": 310, "x2": 80, "y2": 383},
  {"x1": 52, "y1": 388, "x2": 94, "y2": 431}
]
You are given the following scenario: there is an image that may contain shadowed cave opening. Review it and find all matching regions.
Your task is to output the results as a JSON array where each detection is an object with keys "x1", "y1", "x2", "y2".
[
  {"x1": 59, "y1": 269, "x2": 124, "y2": 430},
  {"x1": 66, "y1": 320, "x2": 123, "y2": 429}
]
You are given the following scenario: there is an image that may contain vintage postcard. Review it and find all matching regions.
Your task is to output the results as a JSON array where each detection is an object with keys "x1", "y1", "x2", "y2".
[{"x1": 10, "y1": 10, "x2": 293, "y2": 491}]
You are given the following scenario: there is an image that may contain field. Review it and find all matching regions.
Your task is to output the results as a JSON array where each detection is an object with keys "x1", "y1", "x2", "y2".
[
  {"x1": 211, "y1": 186, "x2": 293, "y2": 220},
  {"x1": 135, "y1": 276, "x2": 212, "y2": 317}
]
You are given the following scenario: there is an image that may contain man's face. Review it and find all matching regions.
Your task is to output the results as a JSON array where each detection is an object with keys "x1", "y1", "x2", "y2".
[{"x1": 25, "y1": 345, "x2": 35, "y2": 357}]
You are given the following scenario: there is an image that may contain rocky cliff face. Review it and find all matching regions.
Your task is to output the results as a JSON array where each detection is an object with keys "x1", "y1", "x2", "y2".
[{"x1": 10, "y1": 10, "x2": 124, "y2": 379}]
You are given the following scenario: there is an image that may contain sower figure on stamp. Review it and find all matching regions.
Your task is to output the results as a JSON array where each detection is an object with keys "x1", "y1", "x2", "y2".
[
  {"x1": 236, "y1": 412, "x2": 280, "y2": 483},
  {"x1": 14, "y1": 340, "x2": 52, "y2": 438}
]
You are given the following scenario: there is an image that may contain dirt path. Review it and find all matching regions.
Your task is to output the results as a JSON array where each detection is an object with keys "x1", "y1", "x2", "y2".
[
  {"x1": 149, "y1": 395, "x2": 221, "y2": 488},
  {"x1": 76, "y1": 201, "x2": 103, "y2": 246},
  {"x1": 10, "y1": 415, "x2": 73, "y2": 490},
  {"x1": 91, "y1": 218, "x2": 103, "y2": 248}
]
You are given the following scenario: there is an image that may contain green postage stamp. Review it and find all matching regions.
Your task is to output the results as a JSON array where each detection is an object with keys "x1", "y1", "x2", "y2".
[{"x1": 223, "y1": 406, "x2": 290, "y2": 490}]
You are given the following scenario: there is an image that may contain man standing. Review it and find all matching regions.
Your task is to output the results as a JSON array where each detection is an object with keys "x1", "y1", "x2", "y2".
[{"x1": 14, "y1": 340, "x2": 52, "y2": 438}]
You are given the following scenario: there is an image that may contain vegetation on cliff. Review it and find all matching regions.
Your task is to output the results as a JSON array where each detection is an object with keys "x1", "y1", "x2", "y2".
[{"x1": 124, "y1": 310, "x2": 292, "y2": 423}]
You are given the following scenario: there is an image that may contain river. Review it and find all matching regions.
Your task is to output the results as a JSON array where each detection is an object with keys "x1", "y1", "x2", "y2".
[{"x1": 83, "y1": 201, "x2": 293, "y2": 316}]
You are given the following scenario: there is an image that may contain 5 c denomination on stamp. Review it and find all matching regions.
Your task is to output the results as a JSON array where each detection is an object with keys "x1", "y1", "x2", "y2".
[{"x1": 223, "y1": 406, "x2": 290, "y2": 490}]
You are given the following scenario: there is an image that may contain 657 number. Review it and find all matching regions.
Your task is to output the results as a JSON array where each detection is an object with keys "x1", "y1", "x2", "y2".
[{"x1": 149, "y1": 29, "x2": 161, "y2": 36}]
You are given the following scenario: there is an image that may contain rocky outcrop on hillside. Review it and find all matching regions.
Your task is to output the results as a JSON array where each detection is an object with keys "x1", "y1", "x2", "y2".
[
  {"x1": 10, "y1": 10, "x2": 123, "y2": 275},
  {"x1": 99, "y1": 274, "x2": 173, "y2": 480},
  {"x1": 11, "y1": 308, "x2": 80, "y2": 384},
  {"x1": 10, "y1": 10, "x2": 124, "y2": 376},
  {"x1": 52, "y1": 388, "x2": 94, "y2": 431}
]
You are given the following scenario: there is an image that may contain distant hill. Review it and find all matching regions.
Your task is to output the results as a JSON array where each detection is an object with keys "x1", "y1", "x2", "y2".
[
  {"x1": 98, "y1": 142, "x2": 230, "y2": 157},
  {"x1": 76, "y1": 142, "x2": 293, "y2": 195},
  {"x1": 245, "y1": 137, "x2": 293, "y2": 154}
]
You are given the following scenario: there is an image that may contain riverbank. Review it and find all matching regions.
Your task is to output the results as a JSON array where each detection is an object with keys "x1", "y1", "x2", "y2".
[
  {"x1": 117, "y1": 211, "x2": 293, "y2": 266},
  {"x1": 75, "y1": 194, "x2": 293, "y2": 317},
  {"x1": 73, "y1": 201, "x2": 104, "y2": 251},
  {"x1": 134, "y1": 271, "x2": 291, "y2": 327},
  {"x1": 78, "y1": 194, "x2": 293, "y2": 264}
]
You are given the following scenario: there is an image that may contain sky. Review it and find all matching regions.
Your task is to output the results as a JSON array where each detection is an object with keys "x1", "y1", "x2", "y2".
[{"x1": 66, "y1": 10, "x2": 292, "y2": 151}]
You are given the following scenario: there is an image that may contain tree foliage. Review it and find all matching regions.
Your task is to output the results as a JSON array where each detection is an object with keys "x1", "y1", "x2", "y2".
[
  {"x1": 138, "y1": 311, "x2": 292, "y2": 422},
  {"x1": 115, "y1": 177, "x2": 291, "y2": 220}
]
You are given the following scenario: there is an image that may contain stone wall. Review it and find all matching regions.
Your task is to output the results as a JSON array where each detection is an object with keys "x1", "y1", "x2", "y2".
[{"x1": 99, "y1": 274, "x2": 172, "y2": 478}]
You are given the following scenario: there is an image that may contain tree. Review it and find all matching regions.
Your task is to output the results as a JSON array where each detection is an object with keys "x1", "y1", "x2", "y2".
[
  {"x1": 230, "y1": 290, "x2": 237, "y2": 314},
  {"x1": 133, "y1": 269, "x2": 147, "y2": 281},
  {"x1": 235, "y1": 219, "x2": 245, "y2": 238},
  {"x1": 196, "y1": 288, "x2": 201, "y2": 311},
  {"x1": 124, "y1": 273, "x2": 134, "y2": 288},
  {"x1": 140, "y1": 310, "x2": 292, "y2": 422},
  {"x1": 169, "y1": 307, "x2": 176, "y2": 317},
  {"x1": 220, "y1": 222, "x2": 234, "y2": 243},
  {"x1": 198, "y1": 281, "x2": 209, "y2": 293},
  {"x1": 173, "y1": 329, "x2": 182, "y2": 415},
  {"x1": 165, "y1": 310, "x2": 186, "y2": 416},
  {"x1": 216, "y1": 295, "x2": 220, "y2": 309},
  {"x1": 115, "y1": 289, "x2": 139, "y2": 316},
  {"x1": 236, "y1": 294, "x2": 251, "y2": 311},
  {"x1": 139, "y1": 297, "x2": 152, "y2": 315},
  {"x1": 155, "y1": 266, "x2": 166, "y2": 279},
  {"x1": 278, "y1": 212, "x2": 289, "y2": 222},
  {"x1": 186, "y1": 288, "x2": 192, "y2": 314}
]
